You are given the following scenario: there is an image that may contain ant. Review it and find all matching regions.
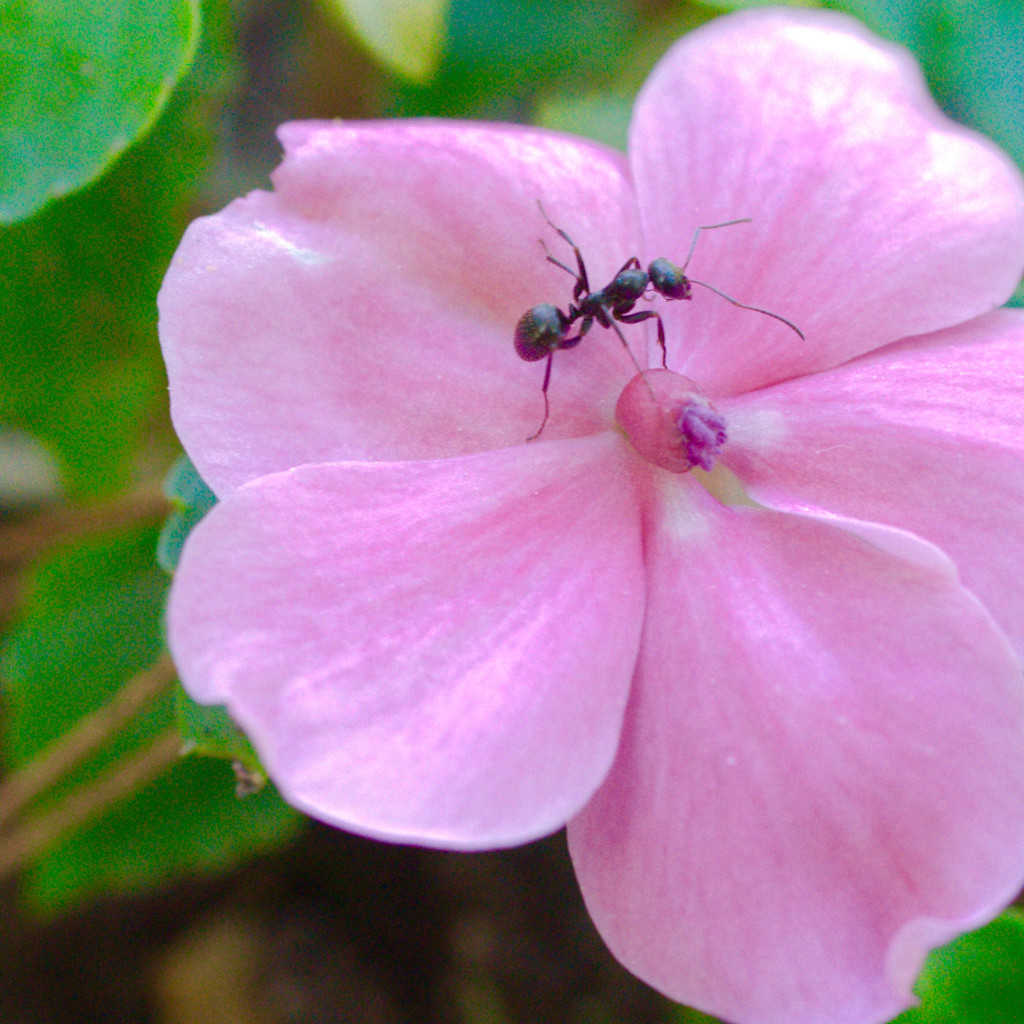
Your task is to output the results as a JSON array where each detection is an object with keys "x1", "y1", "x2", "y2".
[{"x1": 514, "y1": 202, "x2": 804, "y2": 440}]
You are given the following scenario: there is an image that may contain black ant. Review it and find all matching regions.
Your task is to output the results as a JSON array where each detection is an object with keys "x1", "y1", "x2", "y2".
[{"x1": 514, "y1": 203, "x2": 804, "y2": 440}]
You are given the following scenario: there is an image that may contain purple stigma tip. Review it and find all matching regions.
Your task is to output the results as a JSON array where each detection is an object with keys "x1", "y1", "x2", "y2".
[{"x1": 675, "y1": 403, "x2": 728, "y2": 471}]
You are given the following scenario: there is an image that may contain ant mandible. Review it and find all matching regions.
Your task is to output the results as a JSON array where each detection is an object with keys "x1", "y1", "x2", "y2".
[{"x1": 514, "y1": 202, "x2": 804, "y2": 441}]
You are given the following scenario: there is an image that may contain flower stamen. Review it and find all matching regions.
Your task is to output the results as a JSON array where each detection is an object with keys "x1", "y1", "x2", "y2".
[{"x1": 675, "y1": 402, "x2": 727, "y2": 471}]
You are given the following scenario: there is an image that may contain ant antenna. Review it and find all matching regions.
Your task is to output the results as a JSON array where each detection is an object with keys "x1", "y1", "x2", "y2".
[
  {"x1": 539, "y1": 238, "x2": 577, "y2": 280},
  {"x1": 676, "y1": 218, "x2": 804, "y2": 340},
  {"x1": 680, "y1": 218, "x2": 752, "y2": 273},
  {"x1": 687, "y1": 278, "x2": 805, "y2": 340}
]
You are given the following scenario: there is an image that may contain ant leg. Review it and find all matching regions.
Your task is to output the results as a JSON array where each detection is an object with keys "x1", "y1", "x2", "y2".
[
  {"x1": 618, "y1": 309, "x2": 667, "y2": 367},
  {"x1": 536, "y1": 200, "x2": 590, "y2": 299},
  {"x1": 680, "y1": 217, "x2": 752, "y2": 272},
  {"x1": 606, "y1": 316, "x2": 648, "y2": 379},
  {"x1": 559, "y1": 316, "x2": 590, "y2": 350},
  {"x1": 606, "y1": 316, "x2": 659, "y2": 406},
  {"x1": 688, "y1": 278, "x2": 805, "y2": 340},
  {"x1": 614, "y1": 256, "x2": 643, "y2": 274},
  {"x1": 526, "y1": 352, "x2": 554, "y2": 442}
]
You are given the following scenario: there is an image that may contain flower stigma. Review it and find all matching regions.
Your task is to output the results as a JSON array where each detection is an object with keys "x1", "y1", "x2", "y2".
[{"x1": 616, "y1": 369, "x2": 728, "y2": 474}]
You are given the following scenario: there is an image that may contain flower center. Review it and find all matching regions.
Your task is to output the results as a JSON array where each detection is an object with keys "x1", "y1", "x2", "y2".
[{"x1": 615, "y1": 369, "x2": 728, "y2": 474}]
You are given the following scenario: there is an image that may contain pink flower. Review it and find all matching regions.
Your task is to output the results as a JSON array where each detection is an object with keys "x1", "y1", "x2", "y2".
[{"x1": 159, "y1": 9, "x2": 1024, "y2": 1024}]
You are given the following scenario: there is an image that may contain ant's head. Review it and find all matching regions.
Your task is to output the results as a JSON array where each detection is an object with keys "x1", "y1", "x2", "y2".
[{"x1": 647, "y1": 258, "x2": 692, "y2": 301}]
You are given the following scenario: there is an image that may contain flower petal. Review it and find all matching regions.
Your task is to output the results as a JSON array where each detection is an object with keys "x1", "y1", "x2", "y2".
[
  {"x1": 569, "y1": 482, "x2": 1024, "y2": 1024},
  {"x1": 630, "y1": 9, "x2": 1024, "y2": 396},
  {"x1": 722, "y1": 309, "x2": 1024, "y2": 657},
  {"x1": 158, "y1": 120, "x2": 641, "y2": 495},
  {"x1": 168, "y1": 434, "x2": 645, "y2": 848}
]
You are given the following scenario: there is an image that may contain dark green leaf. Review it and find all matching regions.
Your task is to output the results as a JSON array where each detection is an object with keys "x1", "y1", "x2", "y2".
[
  {"x1": 175, "y1": 684, "x2": 264, "y2": 779},
  {"x1": 668, "y1": 1005, "x2": 725, "y2": 1023},
  {"x1": 0, "y1": 0, "x2": 201, "y2": 224},
  {"x1": 2, "y1": 527, "x2": 171, "y2": 770},
  {"x1": 157, "y1": 454, "x2": 218, "y2": 573},
  {"x1": 26, "y1": 757, "x2": 300, "y2": 913}
]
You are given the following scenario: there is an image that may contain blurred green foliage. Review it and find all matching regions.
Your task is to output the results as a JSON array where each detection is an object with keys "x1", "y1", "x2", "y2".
[
  {"x1": 3, "y1": 527, "x2": 169, "y2": 772},
  {"x1": 896, "y1": 911, "x2": 1024, "y2": 1023},
  {"x1": 387, "y1": 0, "x2": 642, "y2": 118},
  {"x1": 321, "y1": 0, "x2": 450, "y2": 82},
  {"x1": 0, "y1": 0, "x2": 235, "y2": 498},
  {"x1": 1, "y1": 525, "x2": 299, "y2": 912}
]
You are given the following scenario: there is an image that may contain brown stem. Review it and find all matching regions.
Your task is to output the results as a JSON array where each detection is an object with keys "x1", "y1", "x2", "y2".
[
  {"x1": 0, "y1": 483, "x2": 171, "y2": 565},
  {"x1": 0, "y1": 652, "x2": 178, "y2": 832},
  {"x1": 0, "y1": 727, "x2": 184, "y2": 881}
]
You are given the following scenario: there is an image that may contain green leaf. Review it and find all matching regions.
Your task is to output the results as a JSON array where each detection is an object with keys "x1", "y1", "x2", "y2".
[
  {"x1": 1, "y1": 524, "x2": 300, "y2": 912},
  {"x1": 894, "y1": 911, "x2": 1024, "y2": 1023},
  {"x1": 321, "y1": 0, "x2": 449, "y2": 82},
  {"x1": 0, "y1": 0, "x2": 235, "y2": 498},
  {"x1": 175, "y1": 684, "x2": 265, "y2": 780},
  {"x1": 157, "y1": 454, "x2": 218, "y2": 573},
  {"x1": 0, "y1": 0, "x2": 201, "y2": 224},
  {"x1": 163, "y1": 452, "x2": 219, "y2": 513}
]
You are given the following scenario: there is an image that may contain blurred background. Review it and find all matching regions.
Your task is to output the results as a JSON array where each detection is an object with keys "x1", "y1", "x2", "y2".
[{"x1": 2, "y1": 1, "x2": 1023, "y2": 1020}]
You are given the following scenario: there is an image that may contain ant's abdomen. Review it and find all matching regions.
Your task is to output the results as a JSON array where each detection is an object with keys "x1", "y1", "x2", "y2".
[{"x1": 514, "y1": 304, "x2": 568, "y2": 361}]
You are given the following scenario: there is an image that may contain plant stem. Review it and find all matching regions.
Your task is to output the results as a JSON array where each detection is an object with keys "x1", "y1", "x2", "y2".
[
  {"x1": 0, "y1": 482, "x2": 170, "y2": 565},
  {"x1": 0, "y1": 726, "x2": 184, "y2": 881},
  {"x1": 0, "y1": 652, "x2": 178, "y2": 832}
]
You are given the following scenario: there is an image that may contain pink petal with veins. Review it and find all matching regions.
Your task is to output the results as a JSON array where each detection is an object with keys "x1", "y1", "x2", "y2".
[
  {"x1": 570, "y1": 482, "x2": 1024, "y2": 1024},
  {"x1": 722, "y1": 309, "x2": 1024, "y2": 655},
  {"x1": 630, "y1": 9, "x2": 1024, "y2": 396},
  {"x1": 159, "y1": 121, "x2": 640, "y2": 495},
  {"x1": 169, "y1": 434, "x2": 645, "y2": 848}
]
